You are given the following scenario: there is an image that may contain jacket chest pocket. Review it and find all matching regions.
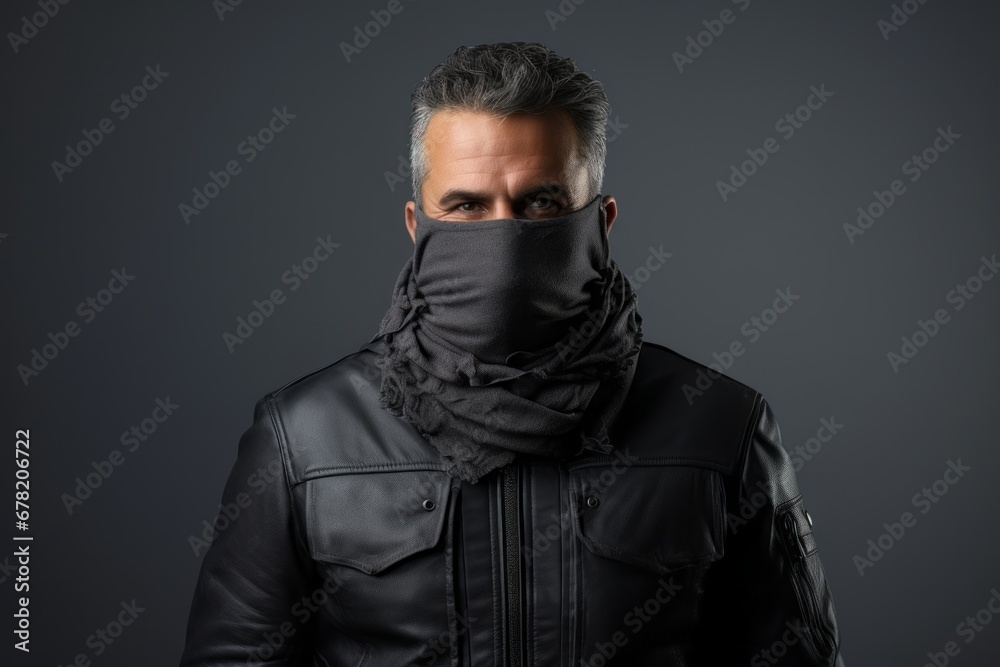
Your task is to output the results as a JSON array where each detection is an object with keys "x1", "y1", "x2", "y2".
[
  {"x1": 568, "y1": 463, "x2": 727, "y2": 655},
  {"x1": 306, "y1": 470, "x2": 452, "y2": 573},
  {"x1": 569, "y1": 464, "x2": 726, "y2": 575},
  {"x1": 304, "y1": 470, "x2": 454, "y2": 641}
]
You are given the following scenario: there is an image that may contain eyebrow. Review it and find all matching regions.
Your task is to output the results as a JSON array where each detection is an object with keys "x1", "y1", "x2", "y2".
[{"x1": 436, "y1": 183, "x2": 570, "y2": 208}]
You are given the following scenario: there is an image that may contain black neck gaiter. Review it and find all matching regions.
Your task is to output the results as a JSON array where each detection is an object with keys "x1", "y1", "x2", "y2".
[{"x1": 367, "y1": 194, "x2": 643, "y2": 484}]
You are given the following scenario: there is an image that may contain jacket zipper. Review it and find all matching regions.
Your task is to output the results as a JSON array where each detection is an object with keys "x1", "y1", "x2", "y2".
[
  {"x1": 501, "y1": 464, "x2": 522, "y2": 667},
  {"x1": 780, "y1": 511, "x2": 834, "y2": 660}
]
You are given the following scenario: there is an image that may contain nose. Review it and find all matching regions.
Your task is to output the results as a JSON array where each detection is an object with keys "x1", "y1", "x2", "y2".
[{"x1": 492, "y1": 203, "x2": 519, "y2": 219}]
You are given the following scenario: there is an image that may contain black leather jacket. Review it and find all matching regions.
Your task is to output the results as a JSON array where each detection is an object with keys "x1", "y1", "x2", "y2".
[{"x1": 179, "y1": 339, "x2": 845, "y2": 666}]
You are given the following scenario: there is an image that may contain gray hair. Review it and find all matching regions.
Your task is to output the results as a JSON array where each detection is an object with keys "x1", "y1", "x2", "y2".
[{"x1": 408, "y1": 41, "x2": 611, "y2": 209}]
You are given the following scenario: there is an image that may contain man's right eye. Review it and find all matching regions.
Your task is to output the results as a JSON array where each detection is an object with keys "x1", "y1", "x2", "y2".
[{"x1": 528, "y1": 195, "x2": 558, "y2": 210}]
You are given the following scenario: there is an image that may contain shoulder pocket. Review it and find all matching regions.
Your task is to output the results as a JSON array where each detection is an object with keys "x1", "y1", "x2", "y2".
[
  {"x1": 777, "y1": 495, "x2": 838, "y2": 661},
  {"x1": 305, "y1": 470, "x2": 453, "y2": 574},
  {"x1": 569, "y1": 464, "x2": 726, "y2": 575}
]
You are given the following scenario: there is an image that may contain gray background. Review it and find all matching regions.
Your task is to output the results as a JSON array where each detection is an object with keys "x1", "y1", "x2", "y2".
[{"x1": 2, "y1": 0, "x2": 998, "y2": 664}]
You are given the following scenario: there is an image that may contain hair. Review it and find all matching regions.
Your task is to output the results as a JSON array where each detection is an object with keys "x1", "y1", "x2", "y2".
[{"x1": 408, "y1": 41, "x2": 612, "y2": 209}]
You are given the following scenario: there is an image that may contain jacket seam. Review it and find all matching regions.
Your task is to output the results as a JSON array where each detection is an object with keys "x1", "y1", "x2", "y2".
[
  {"x1": 775, "y1": 493, "x2": 803, "y2": 517},
  {"x1": 298, "y1": 462, "x2": 451, "y2": 482},
  {"x1": 263, "y1": 392, "x2": 313, "y2": 571},
  {"x1": 734, "y1": 391, "x2": 766, "y2": 503},
  {"x1": 311, "y1": 534, "x2": 444, "y2": 574},
  {"x1": 264, "y1": 393, "x2": 297, "y2": 505},
  {"x1": 567, "y1": 458, "x2": 732, "y2": 473},
  {"x1": 640, "y1": 340, "x2": 760, "y2": 396},
  {"x1": 260, "y1": 391, "x2": 325, "y2": 657},
  {"x1": 270, "y1": 345, "x2": 370, "y2": 397}
]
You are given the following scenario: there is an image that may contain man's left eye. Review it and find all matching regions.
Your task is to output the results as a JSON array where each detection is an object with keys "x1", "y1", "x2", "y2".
[{"x1": 529, "y1": 197, "x2": 558, "y2": 209}]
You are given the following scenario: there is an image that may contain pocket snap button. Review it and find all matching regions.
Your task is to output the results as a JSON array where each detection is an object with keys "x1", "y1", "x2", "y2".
[
  {"x1": 422, "y1": 498, "x2": 436, "y2": 511},
  {"x1": 586, "y1": 496, "x2": 600, "y2": 508}
]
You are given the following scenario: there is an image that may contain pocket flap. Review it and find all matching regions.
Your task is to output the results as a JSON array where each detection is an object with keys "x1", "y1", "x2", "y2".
[
  {"x1": 305, "y1": 470, "x2": 452, "y2": 574},
  {"x1": 570, "y1": 465, "x2": 725, "y2": 575},
  {"x1": 777, "y1": 495, "x2": 818, "y2": 563}
]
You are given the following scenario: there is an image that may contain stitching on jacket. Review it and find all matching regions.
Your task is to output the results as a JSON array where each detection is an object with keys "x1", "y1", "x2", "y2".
[
  {"x1": 311, "y1": 533, "x2": 443, "y2": 574},
  {"x1": 734, "y1": 392, "x2": 765, "y2": 505},
  {"x1": 711, "y1": 471, "x2": 725, "y2": 556},
  {"x1": 573, "y1": 478, "x2": 725, "y2": 572},
  {"x1": 776, "y1": 494, "x2": 835, "y2": 661},
  {"x1": 577, "y1": 529, "x2": 723, "y2": 572},
  {"x1": 264, "y1": 393, "x2": 297, "y2": 505},
  {"x1": 567, "y1": 457, "x2": 731, "y2": 473},
  {"x1": 775, "y1": 493, "x2": 803, "y2": 516},
  {"x1": 263, "y1": 393, "x2": 311, "y2": 564},
  {"x1": 300, "y1": 461, "x2": 450, "y2": 481},
  {"x1": 271, "y1": 347, "x2": 370, "y2": 396},
  {"x1": 488, "y1": 475, "x2": 502, "y2": 666},
  {"x1": 308, "y1": 480, "x2": 451, "y2": 573},
  {"x1": 442, "y1": 485, "x2": 461, "y2": 666}
]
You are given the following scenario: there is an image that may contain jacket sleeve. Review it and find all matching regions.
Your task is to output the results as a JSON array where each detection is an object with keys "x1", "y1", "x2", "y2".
[
  {"x1": 179, "y1": 395, "x2": 319, "y2": 666},
  {"x1": 702, "y1": 396, "x2": 846, "y2": 666}
]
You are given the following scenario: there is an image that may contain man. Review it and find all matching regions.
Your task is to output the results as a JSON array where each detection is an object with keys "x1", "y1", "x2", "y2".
[{"x1": 180, "y1": 41, "x2": 845, "y2": 666}]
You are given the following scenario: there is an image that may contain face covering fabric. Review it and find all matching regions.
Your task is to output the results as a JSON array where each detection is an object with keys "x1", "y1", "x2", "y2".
[{"x1": 367, "y1": 194, "x2": 644, "y2": 484}]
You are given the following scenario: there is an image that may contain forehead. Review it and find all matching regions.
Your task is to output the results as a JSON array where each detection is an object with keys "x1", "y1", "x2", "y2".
[{"x1": 422, "y1": 107, "x2": 580, "y2": 177}]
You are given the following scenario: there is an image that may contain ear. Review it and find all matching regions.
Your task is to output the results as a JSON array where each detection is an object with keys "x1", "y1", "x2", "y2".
[
  {"x1": 405, "y1": 201, "x2": 417, "y2": 244},
  {"x1": 602, "y1": 195, "x2": 618, "y2": 234}
]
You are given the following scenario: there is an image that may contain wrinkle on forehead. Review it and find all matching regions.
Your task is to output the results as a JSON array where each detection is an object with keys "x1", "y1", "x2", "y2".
[{"x1": 421, "y1": 107, "x2": 586, "y2": 208}]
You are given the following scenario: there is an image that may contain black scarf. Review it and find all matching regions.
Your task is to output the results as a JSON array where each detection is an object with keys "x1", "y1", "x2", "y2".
[{"x1": 367, "y1": 194, "x2": 643, "y2": 484}]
